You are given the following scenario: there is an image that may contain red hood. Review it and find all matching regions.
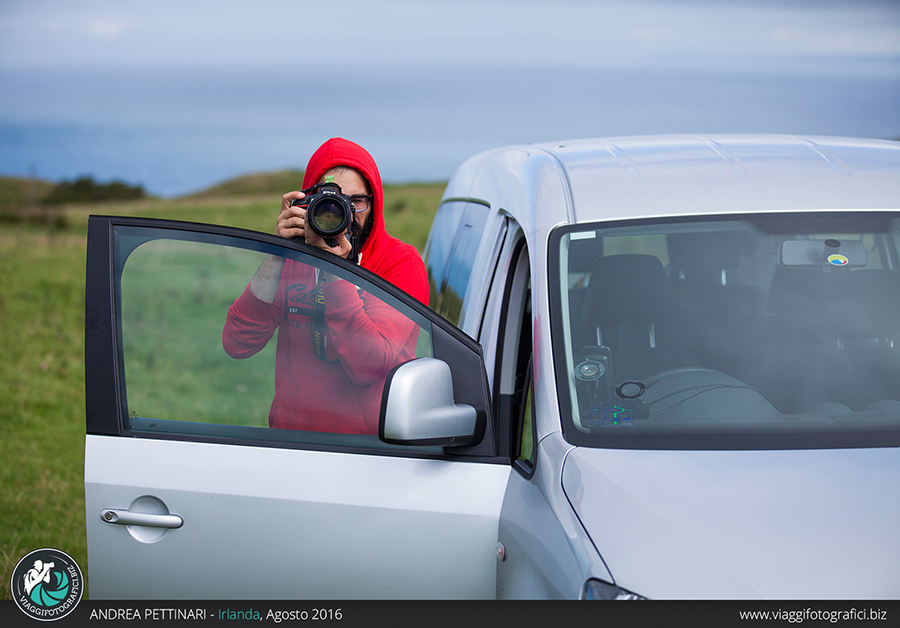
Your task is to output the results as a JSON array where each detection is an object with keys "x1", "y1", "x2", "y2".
[
  {"x1": 303, "y1": 138, "x2": 385, "y2": 259},
  {"x1": 300, "y1": 137, "x2": 428, "y2": 308}
]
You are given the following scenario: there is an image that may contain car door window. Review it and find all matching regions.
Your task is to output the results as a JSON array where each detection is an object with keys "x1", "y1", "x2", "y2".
[
  {"x1": 515, "y1": 356, "x2": 536, "y2": 477},
  {"x1": 114, "y1": 225, "x2": 437, "y2": 452},
  {"x1": 423, "y1": 200, "x2": 465, "y2": 308},
  {"x1": 488, "y1": 236, "x2": 533, "y2": 461},
  {"x1": 424, "y1": 200, "x2": 490, "y2": 326}
]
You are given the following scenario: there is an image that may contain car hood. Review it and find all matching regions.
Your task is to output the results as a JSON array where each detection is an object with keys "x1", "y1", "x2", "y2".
[{"x1": 562, "y1": 447, "x2": 900, "y2": 599}]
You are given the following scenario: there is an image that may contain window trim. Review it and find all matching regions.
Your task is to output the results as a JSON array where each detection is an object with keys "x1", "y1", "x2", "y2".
[{"x1": 490, "y1": 234, "x2": 530, "y2": 460}]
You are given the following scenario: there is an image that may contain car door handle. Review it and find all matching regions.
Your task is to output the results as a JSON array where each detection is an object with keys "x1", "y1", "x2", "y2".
[{"x1": 100, "y1": 509, "x2": 183, "y2": 529}]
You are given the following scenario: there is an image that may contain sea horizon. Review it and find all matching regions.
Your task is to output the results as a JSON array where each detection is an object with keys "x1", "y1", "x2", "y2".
[{"x1": 2, "y1": 64, "x2": 898, "y2": 197}]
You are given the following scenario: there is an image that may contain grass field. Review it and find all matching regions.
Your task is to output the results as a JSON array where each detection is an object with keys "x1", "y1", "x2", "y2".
[{"x1": 0, "y1": 177, "x2": 445, "y2": 598}]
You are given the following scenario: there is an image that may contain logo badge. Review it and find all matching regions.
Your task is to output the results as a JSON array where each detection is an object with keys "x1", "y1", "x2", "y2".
[
  {"x1": 827, "y1": 254, "x2": 849, "y2": 266},
  {"x1": 11, "y1": 548, "x2": 83, "y2": 621}
]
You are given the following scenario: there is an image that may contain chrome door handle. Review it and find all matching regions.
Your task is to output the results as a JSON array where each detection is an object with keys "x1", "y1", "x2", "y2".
[{"x1": 100, "y1": 509, "x2": 183, "y2": 529}]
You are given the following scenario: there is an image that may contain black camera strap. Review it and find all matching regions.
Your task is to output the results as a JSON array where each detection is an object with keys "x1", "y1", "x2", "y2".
[
  {"x1": 310, "y1": 272, "x2": 340, "y2": 364},
  {"x1": 349, "y1": 219, "x2": 360, "y2": 264},
  {"x1": 310, "y1": 215, "x2": 358, "y2": 362}
]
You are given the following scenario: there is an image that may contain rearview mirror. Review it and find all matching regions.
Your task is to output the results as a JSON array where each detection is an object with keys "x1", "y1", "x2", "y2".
[
  {"x1": 379, "y1": 358, "x2": 485, "y2": 447},
  {"x1": 780, "y1": 238, "x2": 868, "y2": 268}
]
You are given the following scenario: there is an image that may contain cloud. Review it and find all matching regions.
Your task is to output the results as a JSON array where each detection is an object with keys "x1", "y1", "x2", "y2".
[
  {"x1": 88, "y1": 17, "x2": 129, "y2": 39},
  {"x1": 770, "y1": 27, "x2": 900, "y2": 55},
  {"x1": 630, "y1": 26, "x2": 677, "y2": 42}
]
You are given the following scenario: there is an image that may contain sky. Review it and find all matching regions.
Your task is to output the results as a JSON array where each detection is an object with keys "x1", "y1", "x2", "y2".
[
  {"x1": 0, "y1": 0, "x2": 898, "y2": 194},
  {"x1": 1, "y1": 0, "x2": 897, "y2": 73}
]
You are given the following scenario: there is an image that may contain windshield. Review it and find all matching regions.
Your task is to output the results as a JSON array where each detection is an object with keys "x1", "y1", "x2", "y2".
[{"x1": 550, "y1": 212, "x2": 900, "y2": 449}]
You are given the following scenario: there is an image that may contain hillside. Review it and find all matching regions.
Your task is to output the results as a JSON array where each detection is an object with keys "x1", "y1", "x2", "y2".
[
  {"x1": 0, "y1": 171, "x2": 309, "y2": 207},
  {"x1": 184, "y1": 170, "x2": 307, "y2": 199},
  {"x1": 0, "y1": 175, "x2": 54, "y2": 207},
  {"x1": 0, "y1": 171, "x2": 446, "y2": 253}
]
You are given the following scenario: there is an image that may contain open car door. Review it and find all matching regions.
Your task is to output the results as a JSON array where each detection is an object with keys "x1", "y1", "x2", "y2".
[{"x1": 84, "y1": 216, "x2": 509, "y2": 599}]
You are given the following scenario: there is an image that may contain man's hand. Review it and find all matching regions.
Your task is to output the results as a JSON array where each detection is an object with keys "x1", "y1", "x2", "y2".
[
  {"x1": 277, "y1": 191, "x2": 353, "y2": 259},
  {"x1": 276, "y1": 191, "x2": 307, "y2": 239},
  {"x1": 275, "y1": 192, "x2": 353, "y2": 258},
  {"x1": 306, "y1": 229, "x2": 354, "y2": 260}
]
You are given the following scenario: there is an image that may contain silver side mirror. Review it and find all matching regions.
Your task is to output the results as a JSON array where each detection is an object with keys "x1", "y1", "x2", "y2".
[{"x1": 379, "y1": 358, "x2": 485, "y2": 447}]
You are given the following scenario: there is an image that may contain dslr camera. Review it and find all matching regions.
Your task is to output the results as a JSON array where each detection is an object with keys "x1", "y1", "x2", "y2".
[{"x1": 291, "y1": 182, "x2": 359, "y2": 261}]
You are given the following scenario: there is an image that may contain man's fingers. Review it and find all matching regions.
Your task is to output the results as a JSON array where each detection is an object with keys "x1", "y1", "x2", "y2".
[
  {"x1": 282, "y1": 191, "x2": 305, "y2": 211},
  {"x1": 304, "y1": 230, "x2": 348, "y2": 256},
  {"x1": 277, "y1": 200, "x2": 306, "y2": 237}
]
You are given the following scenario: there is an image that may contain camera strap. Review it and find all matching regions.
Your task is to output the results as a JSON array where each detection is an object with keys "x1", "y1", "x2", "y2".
[
  {"x1": 350, "y1": 220, "x2": 360, "y2": 264},
  {"x1": 310, "y1": 272, "x2": 340, "y2": 364}
]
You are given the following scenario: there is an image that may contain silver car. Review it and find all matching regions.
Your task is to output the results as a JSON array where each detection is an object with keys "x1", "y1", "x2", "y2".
[{"x1": 85, "y1": 134, "x2": 900, "y2": 599}]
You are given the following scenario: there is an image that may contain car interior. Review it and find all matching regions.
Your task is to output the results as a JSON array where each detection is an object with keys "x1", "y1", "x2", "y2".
[{"x1": 565, "y1": 215, "x2": 900, "y2": 430}]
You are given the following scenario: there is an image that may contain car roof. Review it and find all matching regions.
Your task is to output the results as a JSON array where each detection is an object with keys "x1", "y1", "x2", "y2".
[{"x1": 452, "y1": 134, "x2": 900, "y2": 226}]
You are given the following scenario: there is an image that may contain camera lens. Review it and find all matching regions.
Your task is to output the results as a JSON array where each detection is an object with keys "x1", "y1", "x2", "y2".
[{"x1": 308, "y1": 197, "x2": 351, "y2": 237}]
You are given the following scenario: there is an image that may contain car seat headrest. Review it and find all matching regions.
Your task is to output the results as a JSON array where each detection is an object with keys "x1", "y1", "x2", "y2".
[{"x1": 582, "y1": 254, "x2": 669, "y2": 326}]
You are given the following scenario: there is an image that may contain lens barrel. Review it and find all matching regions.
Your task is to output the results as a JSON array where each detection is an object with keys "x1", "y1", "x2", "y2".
[
  {"x1": 308, "y1": 196, "x2": 351, "y2": 237},
  {"x1": 292, "y1": 185, "x2": 353, "y2": 238}
]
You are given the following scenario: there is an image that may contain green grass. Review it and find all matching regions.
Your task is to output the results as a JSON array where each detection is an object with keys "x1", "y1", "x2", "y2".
[
  {"x1": 122, "y1": 240, "x2": 276, "y2": 427},
  {"x1": 0, "y1": 177, "x2": 444, "y2": 598},
  {"x1": 0, "y1": 230, "x2": 88, "y2": 598}
]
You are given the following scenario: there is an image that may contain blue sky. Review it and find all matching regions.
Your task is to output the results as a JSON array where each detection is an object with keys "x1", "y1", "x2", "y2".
[
  {"x1": 2, "y1": 0, "x2": 897, "y2": 73},
  {"x1": 1, "y1": 1, "x2": 898, "y2": 193}
]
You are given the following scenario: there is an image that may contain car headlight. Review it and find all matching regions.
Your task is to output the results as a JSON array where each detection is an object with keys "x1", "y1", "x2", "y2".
[{"x1": 581, "y1": 578, "x2": 647, "y2": 600}]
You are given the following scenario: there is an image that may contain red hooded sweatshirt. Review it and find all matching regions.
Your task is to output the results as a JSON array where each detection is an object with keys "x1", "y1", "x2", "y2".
[{"x1": 222, "y1": 138, "x2": 429, "y2": 434}]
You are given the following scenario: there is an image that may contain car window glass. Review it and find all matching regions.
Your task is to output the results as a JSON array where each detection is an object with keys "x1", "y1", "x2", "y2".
[
  {"x1": 601, "y1": 233, "x2": 669, "y2": 267},
  {"x1": 425, "y1": 201, "x2": 489, "y2": 326},
  {"x1": 553, "y1": 213, "x2": 900, "y2": 450},
  {"x1": 116, "y1": 228, "x2": 436, "y2": 452},
  {"x1": 441, "y1": 204, "x2": 490, "y2": 326},
  {"x1": 515, "y1": 358, "x2": 535, "y2": 474},
  {"x1": 423, "y1": 200, "x2": 465, "y2": 310}
]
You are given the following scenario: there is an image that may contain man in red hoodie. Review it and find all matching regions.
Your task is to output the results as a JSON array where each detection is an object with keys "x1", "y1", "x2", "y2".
[{"x1": 223, "y1": 138, "x2": 429, "y2": 435}]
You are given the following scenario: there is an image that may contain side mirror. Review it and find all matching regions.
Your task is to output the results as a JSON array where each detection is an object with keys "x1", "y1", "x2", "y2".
[{"x1": 379, "y1": 358, "x2": 485, "y2": 447}]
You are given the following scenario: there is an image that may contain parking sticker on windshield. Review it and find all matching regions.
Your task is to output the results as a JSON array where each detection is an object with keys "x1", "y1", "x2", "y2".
[
  {"x1": 588, "y1": 400, "x2": 650, "y2": 427},
  {"x1": 588, "y1": 403, "x2": 635, "y2": 427}
]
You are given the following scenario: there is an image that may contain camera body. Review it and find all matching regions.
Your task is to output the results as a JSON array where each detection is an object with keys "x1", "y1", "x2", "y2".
[{"x1": 291, "y1": 182, "x2": 354, "y2": 241}]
